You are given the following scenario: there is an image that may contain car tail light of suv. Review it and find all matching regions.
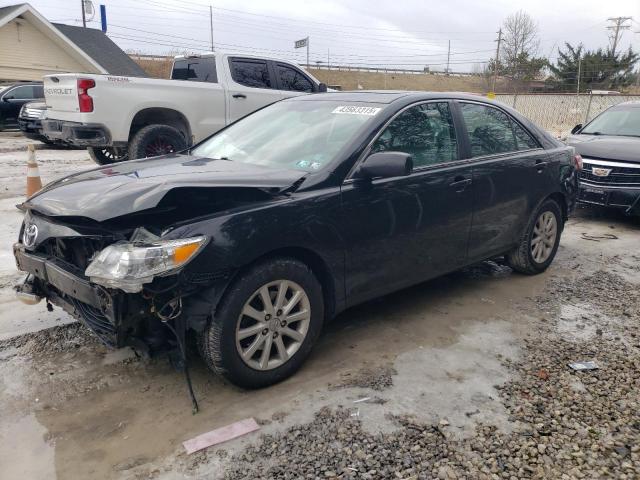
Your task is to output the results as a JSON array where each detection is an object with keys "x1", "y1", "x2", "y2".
[{"x1": 77, "y1": 78, "x2": 95, "y2": 112}]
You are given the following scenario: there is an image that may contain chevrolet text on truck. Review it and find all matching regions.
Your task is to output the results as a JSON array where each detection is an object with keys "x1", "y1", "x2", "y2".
[{"x1": 42, "y1": 52, "x2": 326, "y2": 164}]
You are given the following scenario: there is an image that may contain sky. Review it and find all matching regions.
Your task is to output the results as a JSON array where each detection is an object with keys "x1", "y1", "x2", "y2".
[{"x1": 4, "y1": 0, "x2": 640, "y2": 72}]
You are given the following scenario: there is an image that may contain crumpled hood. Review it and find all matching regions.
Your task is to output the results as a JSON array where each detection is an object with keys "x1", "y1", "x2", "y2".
[
  {"x1": 565, "y1": 134, "x2": 640, "y2": 163},
  {"x1": 22, "y1": 154, "x2": 306, "y2": 222}
]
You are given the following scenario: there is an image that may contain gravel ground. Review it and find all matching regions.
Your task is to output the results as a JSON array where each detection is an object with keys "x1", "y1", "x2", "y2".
[{"x1": 214, "y1": 269, "x2": 640, "y2": 480}]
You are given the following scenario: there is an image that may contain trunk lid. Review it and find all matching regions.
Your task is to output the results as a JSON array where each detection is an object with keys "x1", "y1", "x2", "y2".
[{"x1": 43, "y1": 74, "x2": 83, "y2": 113}]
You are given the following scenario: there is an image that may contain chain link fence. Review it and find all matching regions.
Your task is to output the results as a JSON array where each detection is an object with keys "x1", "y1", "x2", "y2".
[{"x1": 495, "y1": 94, "x2": 640, "y2": 138}]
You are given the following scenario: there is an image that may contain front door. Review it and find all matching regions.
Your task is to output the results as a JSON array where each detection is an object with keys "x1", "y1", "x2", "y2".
[
  {"x1": 1, "y1": 84, "x2": 41, "y2": 128},
  {"x1": 456, "y1": 101, "x2": 553, "y2": 261},
  {"x1": 341, "y1": 101, "x2": 474, "y2": 306},
  {"x1": 226, "y1": 57, "x2": 282, "y2": 122}
]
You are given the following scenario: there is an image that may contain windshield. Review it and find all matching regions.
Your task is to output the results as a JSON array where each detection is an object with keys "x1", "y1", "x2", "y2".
[
  {"x1": 192, "y1": 100, "x2": 385, "y2": 172},
  {"x1": 581, "y1": 106, "x2": 640, "y2": 137}
]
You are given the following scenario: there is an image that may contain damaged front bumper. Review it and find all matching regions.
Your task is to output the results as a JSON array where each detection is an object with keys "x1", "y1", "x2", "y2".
[{"x1": 14, "y1": 243, "x2": 121, "y2": 345}]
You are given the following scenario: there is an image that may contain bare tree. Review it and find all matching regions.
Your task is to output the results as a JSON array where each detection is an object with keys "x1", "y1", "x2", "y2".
[
  {"x1": 501, "y1": 10, "x2": 540, "y2": 76},
  {"x1": 471, "y1": 63, "x2": 493, "y2": 91}
]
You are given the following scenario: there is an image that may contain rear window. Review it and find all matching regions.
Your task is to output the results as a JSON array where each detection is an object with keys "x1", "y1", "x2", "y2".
[
  {"x1": 229, "y1": 58, "x2": 272, "y2": 89},
  {"x1": 171, "y1": 58, "x2": 217, "y2": 83}
]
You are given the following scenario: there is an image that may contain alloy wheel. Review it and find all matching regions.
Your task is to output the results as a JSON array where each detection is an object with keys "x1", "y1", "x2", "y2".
[
  {"x1": 235, "y1": 280, "x2": 311, "y2": 371},
  {"x1": 531, "y1": 211, "x2": 557, "y2": 263}
]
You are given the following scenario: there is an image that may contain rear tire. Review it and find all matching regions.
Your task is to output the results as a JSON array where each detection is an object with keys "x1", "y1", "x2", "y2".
[
  {"x1": 198, "y1": 258, "x2": 324, "y2": 389},
  {"x1": 507, "y1": 199, "x2": 563, "y2": 275},
  {"x1": 88, "y1": 146, "x2": 128, "y2": 165},
  {"x1": 128, "y1": 124, "x2": 187, "y2": 160}
]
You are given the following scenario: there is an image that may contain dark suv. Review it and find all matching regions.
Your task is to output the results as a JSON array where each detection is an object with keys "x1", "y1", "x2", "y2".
[
  {"x1": 565, "y1": 101, "x2": 640, "y2": 216},
  {"x1": 0, "y1": 82, "x2": 44, "y2": 130},
  {"x1": 14, "y1": 92, "x2": 580, "y2": 389}
]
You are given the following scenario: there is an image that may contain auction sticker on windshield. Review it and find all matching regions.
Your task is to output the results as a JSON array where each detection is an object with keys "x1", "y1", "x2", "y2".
[{"x1": 332, "y1": 106, "x2": 381, "y2": 116}]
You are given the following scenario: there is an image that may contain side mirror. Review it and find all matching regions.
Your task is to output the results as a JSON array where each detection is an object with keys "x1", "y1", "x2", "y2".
[
  {"x1": 317, "y1": 83, "x2": 328, "y2": 93},
  {"x1": 356, "y1": 152, "x2": 413, "y2": 180},
  {"x1": 2, "y1": 96, "x2": 11, "y2": 102},
  {"x1": 570, "y1": 124, "x2": 582, "y2": 134}
]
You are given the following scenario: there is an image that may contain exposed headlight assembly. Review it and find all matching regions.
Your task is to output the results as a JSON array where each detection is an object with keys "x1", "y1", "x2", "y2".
[{"x1": 85, "y1": 236, "x2": 207, "y2": 293}]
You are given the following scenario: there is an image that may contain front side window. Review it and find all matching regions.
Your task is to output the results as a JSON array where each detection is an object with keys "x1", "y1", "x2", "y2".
[
  {"x1": 371, "y1": 102, "x2": 458, "y2": 167},
  {"x1": 5, "y1": 85, "x2": 36, "y2": 99},
  {"x1": 230, "y1": 59, "x2": 272, "y2": 88},
  {"x1": 172, "y1": 58, "x2": 217, "y2": 83},
  {"x1": 276, "y1": 64, "x2": 313, "y2": 92},
  {"x1": 460, "y1": 103, "x2": 519, "y2": 157}
]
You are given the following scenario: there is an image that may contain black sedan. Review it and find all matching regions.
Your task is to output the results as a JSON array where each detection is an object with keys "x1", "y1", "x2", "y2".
[
  {"x1": 14, "y1": 92, "x2": 579, "y2": 389},
  {"x1": 565, "y1": 101, "x2": 640, "y2": 216}
]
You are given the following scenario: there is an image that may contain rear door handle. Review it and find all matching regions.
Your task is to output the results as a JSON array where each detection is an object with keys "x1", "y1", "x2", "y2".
[
  {"x1": 232, "y1": 93, "x2": 247, "y2": 99},
  {"x1": 449, "y1": 176, "x2": 472, "y2": 192},
  {"x1": 535, "y1": 160, "x2": 548, "y2": 172}
]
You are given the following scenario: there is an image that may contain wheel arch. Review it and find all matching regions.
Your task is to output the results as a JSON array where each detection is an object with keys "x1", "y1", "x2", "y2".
[
  {"x1": 546, "y1": 192, "x2": 568, "y2": 224},
  {"x1": 216, "y1": 246, "x2": 338, "y2": 323},
  {"x1": 129, "y1": 108, "x2": 192, "y2": 144}
]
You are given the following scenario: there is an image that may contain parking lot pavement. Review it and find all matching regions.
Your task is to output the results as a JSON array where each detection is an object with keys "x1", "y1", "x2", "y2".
[{"x1": 0, "y1": 141, "x2": 639, "y2": 479}]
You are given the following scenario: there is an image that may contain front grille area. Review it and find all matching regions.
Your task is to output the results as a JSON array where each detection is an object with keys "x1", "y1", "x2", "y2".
[
  {"x1": 40, "y1": 237, "x2": 105, "y2": 271},
  {"x1": 21, "y1": 108, "x2": 44, "y2": 119},
  {"x1": 580, "y1": 161, "x2": 640, "y2": 187}
]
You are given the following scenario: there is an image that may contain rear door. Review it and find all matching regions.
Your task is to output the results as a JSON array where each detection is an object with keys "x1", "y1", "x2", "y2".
[
  {"x1": 457, "y1": 101, "x2": 552, "y2": 261},
  {"x1": 226, "y1": 57, "x2": 282, "y2": 122},
  {"x1": 341, "y1": 101, "x2": 475, "y2": 305}
]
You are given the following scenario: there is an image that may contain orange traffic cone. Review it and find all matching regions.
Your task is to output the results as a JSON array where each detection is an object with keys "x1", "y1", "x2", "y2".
[{"x1": 26, "y1": 144, "x2": 43, "y2": 197}]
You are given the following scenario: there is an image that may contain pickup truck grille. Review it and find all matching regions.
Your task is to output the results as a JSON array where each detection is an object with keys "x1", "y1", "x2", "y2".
[
  {"x1": 580, "y1": 160, "x2": 640, "y2": 187},
  {"x1": 20, "y1": 107, "x2": 44, "y2": 119}
]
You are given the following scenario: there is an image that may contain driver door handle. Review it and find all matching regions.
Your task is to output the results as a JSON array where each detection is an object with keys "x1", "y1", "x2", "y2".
[
  {"x1": 449, "y1": 176, "x2": 472, "y2": 192},
  {"x1": 535, "y1": 160, "x2": 548, "y2": 172},
  {"x1": 232, "y1": 93, "x2": 247, "y2": 99}
]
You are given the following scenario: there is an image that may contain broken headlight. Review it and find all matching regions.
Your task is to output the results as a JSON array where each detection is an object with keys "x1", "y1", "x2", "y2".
[{"x1": 85, "y1": 236, "x2": 207, "y2": 293}]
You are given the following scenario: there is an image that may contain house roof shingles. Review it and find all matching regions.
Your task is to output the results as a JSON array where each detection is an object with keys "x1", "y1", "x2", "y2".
[{"x1": 52, "y1": 23, "x2": 147, "y2": 77}]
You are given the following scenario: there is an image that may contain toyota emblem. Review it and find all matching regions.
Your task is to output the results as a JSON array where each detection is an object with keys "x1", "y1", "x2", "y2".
[{"x1": 23, "y1": 223, "x2": 38, "y2": 248}]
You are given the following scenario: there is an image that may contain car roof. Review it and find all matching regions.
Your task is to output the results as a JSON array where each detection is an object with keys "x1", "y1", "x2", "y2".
[{"x1": 291, "y1": 90, "x2": 494, "y2": 105}]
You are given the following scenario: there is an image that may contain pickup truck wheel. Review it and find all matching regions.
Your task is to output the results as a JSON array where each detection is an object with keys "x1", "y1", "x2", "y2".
[
  {"x1": 198, "y1": 258, "x2": 324, "y2": 389},
  {"x1": 128, "y1": 124, "x2": 187, "y2": 160},
  {"x1": 507, "y1": 199, "x2": 563, "y2": 275},
  {"x1": 88, "y1": 147, "x2": 128, "y2": 165}
]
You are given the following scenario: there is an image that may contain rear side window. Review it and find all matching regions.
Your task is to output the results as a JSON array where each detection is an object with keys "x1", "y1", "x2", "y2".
[
  {"x1": 460, "y1": 103, "x2": 518, "y2": 157},
  {"x1": 372, "y1": 102, "x2": 458, "y2": 167},
  {"x1": 6, "y1": 85, "x2": 37, "y2": 99},
  {"x1": 276, "y1": 64, "x2": 313, "y2": 92},
  {"x1": 512, "y1": 122, "x2": 539, "y2": 150},
  {"x1": 230, "y1": 58, "x2": 272, "y2": 88},
  {"x1": 172, "y1": 58, "x2": 217, "y2": 83}
]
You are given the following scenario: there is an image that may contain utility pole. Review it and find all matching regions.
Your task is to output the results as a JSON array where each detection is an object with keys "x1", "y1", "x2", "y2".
[
  {"x1": 446, "y1": 40, "x2": 451, "y2": 75},
  {"x1": 491, "y1": 28, "x2": 502, "y2": 92},
  {"x1": 327, "y1": 48, "x2": 330, "y2": 69},
  {"x1": 576, "y1": 55, "x2": 581, "y2": 95},
  {"x1": 209, "y1": 5, "x2": 214, "y2": 51},
  {"x1": 606, "y1": 16, "x2": 632, "y2": 56},
  {"x1": 306, "y1": 37, "x2": 310, "y2": 68},
  {"x1": 80, "y1": 0, "x2": 86, "y2": 27}
]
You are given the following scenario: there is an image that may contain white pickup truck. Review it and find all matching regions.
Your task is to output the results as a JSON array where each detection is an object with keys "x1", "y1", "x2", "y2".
[{"x1": 41, "y1": 52, "x2": 326, "y2": 164}]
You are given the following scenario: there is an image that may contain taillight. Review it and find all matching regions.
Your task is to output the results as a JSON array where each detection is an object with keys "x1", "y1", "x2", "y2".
[
  {"x1": 77, "y1": 78, "x2": 95, "y2": 112},
  {"x1": 574, "y1": 154, "x2": 583, "y2": 171}
]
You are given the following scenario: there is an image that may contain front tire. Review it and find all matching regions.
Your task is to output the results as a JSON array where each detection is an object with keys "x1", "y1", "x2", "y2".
[
  {"x1": 88, "y1": 146, "x2": 128, "y2": 165},
  {"x1": 507, "y1": 199, "x2": 563, "y2": 274},
  {"x1": 128, "y1": 124, "x2": 187, "y2": 160},
  {"x1": 199, "y1": 258, "x2": 324, "y2": 389}
]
